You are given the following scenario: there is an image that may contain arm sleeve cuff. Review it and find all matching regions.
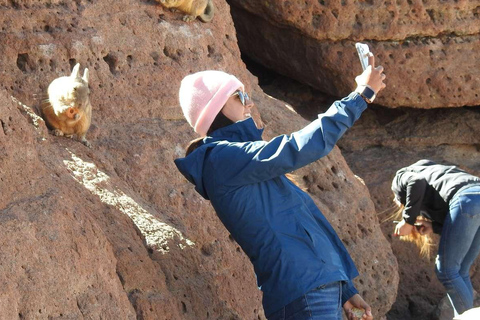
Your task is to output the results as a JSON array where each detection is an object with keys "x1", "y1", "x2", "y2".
[
  {"x1": 346, "y1": 92, "x2": 368, "y2": 118},
  {"x1": 341, "y1": 280, "x2": 359, "y2": 305}
]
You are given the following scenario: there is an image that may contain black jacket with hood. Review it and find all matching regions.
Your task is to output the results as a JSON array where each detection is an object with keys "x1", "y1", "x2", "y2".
[{"x1": 391, "y1": 159, "x2": 480, "y2": 234}]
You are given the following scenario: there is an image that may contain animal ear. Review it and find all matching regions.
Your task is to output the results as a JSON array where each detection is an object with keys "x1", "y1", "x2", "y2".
[
  {"x1": 83, "y1": 68, "x2": 89, "y2": 83},
  {"x1": 71, "y1": 63, "x2": 80, "y2": 78}
]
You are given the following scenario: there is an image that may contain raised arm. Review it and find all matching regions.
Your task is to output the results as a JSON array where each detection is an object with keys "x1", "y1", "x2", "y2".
[{"x1": 214, "y1": 94, "x2": 367, "y2": 186}]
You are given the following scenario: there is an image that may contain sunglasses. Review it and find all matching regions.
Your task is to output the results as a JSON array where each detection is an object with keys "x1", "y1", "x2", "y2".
[{"x1": 232, "y1": 90, "x2": 250, "y2": 106}]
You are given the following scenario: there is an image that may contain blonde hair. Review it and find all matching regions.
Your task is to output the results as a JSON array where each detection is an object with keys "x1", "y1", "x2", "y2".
[{"x1": 391, "y1": 199, "x2": 434, "y2": 258}]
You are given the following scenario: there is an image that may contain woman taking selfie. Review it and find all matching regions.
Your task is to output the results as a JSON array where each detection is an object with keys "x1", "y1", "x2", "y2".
[{"x1": 175, "y1": 54, "x2": 385, "y2": 319}]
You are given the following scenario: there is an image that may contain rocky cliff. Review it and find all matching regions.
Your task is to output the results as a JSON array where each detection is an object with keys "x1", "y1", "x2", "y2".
[
  {"x1": 228, "y1": 0, "x2": 480, "y2": 108},
  {"x1": 0, "y1": 0, "x2": 397, "y2": 319}
]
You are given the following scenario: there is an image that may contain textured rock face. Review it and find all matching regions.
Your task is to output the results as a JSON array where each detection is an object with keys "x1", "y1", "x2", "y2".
[
  {"x1": 0, "y1": 93, "x2": 138, "y2": 319},
  {"x1": 0, "y1": 0, "x2": 397, "y2": 318},
  {"x1": 228, "y1": 1, "x2": 480, "y2": 40},
  {"x1": 228, "y1": 0, "x2": 480, "y2": 108}
]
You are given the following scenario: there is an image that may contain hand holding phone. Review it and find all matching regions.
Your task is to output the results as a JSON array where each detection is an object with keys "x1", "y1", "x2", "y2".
[
  {"x1": 355, "y1": 42, "x2": 371, "y2": 71},
  {"x1": 354, "y1": 42, "x2": 386, "y2": 101}
]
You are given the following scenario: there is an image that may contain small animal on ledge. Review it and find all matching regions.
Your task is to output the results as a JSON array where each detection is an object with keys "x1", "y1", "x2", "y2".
[
  {"x1": 156, "y1": 0, "x2": 215, "y2": 23},
  {"x1": 40, "y1": 63, "x2": 92, "y2": 148}
]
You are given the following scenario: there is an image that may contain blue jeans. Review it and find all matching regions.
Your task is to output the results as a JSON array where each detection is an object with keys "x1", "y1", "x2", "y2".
[
  {"x1": 435, "y1": 185, "x2": 480, "y2": 316},
  {"x1": 266, "y1": 281, "x2": 342, "y2": 320}
]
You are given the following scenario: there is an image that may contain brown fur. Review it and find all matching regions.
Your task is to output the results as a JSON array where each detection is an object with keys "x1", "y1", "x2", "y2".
[
  {"x1": 157, "y1": 0, "x2": 214, "y2": 23},
  {"x1": 40, "y1": 63, "x2": 92, "y2": 147}
]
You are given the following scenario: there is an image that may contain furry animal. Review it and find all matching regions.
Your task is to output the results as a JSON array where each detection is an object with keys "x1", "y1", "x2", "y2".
[
  {"x1": 41, "y1": 63, "x2": 92, "y2": 148},
  {"x1": 157, "y1": 0, "x2": 215, "y2": 23}
]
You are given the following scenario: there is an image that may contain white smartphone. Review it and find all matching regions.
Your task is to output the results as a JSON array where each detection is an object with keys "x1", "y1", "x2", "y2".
[{"x1": 355, "y1": 42, "x2": 371, "y2": 71}]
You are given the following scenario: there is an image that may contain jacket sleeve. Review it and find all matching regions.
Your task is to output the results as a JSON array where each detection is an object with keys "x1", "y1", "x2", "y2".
[
  {"x1": 341, "y1": 280, "x2": 359, "y2": 305},
  {"x1": 402, "y1": 178, "x2": 428, "y2": 225},
  {"x1": 215, "y1": 92, "x2": 367, "y2": 186}
]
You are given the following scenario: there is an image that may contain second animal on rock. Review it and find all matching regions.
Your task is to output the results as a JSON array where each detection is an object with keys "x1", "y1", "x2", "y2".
[
  {"x1": 157, "y1": 0, "x2": 215, "y2": 23},
  {"x1": 41, "y1": 63, "x2": 93, "y2": 148}
]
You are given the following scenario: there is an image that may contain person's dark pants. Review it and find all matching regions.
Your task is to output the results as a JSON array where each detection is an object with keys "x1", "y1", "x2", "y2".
[{"x1": 267, "y1": 281, "x2": 342, "y2": 320}]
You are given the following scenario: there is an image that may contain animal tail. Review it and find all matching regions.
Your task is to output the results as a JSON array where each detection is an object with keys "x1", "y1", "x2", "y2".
[
  {"x1": 38, "y1": 100, "x2": 57, "y2": 130},
  {"x1": 32, "y1": 92, "x2": 49, "y2": 116},
  {"x1": 199, "y1": 0, "x2": 214, "y2": 22},
  {"x1": 39, "y1": 98, "x2": 51, "y2": 114}
]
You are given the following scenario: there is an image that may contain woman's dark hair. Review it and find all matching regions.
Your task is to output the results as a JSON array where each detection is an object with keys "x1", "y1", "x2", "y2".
[
  {"x1": 207, "y1": 110, "x2": 234, "y2": 135},
  {"x1": 185, "y1": 111, "x2": 233, "y2": 156}
]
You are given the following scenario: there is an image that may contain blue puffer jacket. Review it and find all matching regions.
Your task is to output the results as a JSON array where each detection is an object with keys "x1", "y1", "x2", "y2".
[{"x1": 175, "y1": 92, "x2": 367, "y2": 316}]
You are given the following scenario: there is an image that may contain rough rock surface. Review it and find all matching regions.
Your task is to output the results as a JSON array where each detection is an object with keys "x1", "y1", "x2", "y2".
[
  {"x1": 254, "y1": 69, "x2": 480, "y2": 320},
  {"x1": 228, "y1": 0, "x2": 480, "y2": 108},
  {"x1": 0, "y1": 0, "x2": 397, "y2": 319}
]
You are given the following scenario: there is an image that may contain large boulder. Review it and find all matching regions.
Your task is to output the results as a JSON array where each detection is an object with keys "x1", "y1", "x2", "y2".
[
  {"x1": 0, "y1": 0, "x2": 397, "y2": 318},
  {"x1": 228, "y1": 0, "x2": 480, "y2": 108}
]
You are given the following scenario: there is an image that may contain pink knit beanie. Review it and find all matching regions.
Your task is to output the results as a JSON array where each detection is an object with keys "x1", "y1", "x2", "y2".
[{"x1": 179, "y1": 70, "x2": 244, "y2": 136}]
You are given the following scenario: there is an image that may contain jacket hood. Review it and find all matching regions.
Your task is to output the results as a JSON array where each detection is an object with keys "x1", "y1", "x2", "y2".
[{"x1": 174, "y1": 117, "x2": 263, "y2": 199}]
